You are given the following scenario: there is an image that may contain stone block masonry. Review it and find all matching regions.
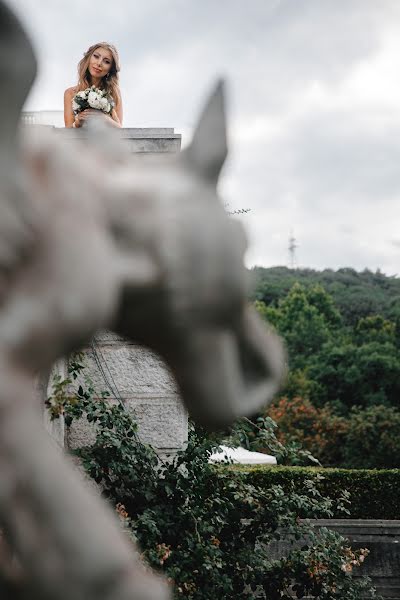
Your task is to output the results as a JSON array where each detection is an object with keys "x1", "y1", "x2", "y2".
[
  {"x1": 268, "y1": 519, "x2": 400, "y2": 599},
  {"x1": 66, "y1": 331, "x2": 188, "y2": 454}
]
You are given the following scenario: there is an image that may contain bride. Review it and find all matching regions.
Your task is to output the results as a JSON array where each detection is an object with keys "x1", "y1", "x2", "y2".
[{"x1": 64, "y1": 42, "x2": 123, "y2": 128}]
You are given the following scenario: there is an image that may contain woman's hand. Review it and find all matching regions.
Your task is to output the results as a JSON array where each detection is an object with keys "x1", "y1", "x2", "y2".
[
  {"x1": 74, "y1": 109, "x2": 93, "y2": 128},
  {"x1": 74, "y1": 109, "x2": 120, "y2": 128}
]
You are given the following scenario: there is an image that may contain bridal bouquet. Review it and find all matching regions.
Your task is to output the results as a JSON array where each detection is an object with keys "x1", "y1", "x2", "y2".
[{"x1": 72, "y1": 86, "x2": 114, "y2": 115}]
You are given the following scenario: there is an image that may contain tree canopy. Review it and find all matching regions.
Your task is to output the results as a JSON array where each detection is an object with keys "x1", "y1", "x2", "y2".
[{"x1": 251, "y1": 267, "x2": 400, "y2": 468}]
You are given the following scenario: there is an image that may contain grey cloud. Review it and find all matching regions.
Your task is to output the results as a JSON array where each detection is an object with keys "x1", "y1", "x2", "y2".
[
  {"x1": 7, "y1": 0, "x2": 400, "y2": 275},
  {"x1": 278, "y1": 111, "x2": 400, "y2": 208},
  {"x1": 338, "y1": 225, "x2": 356, "y2": 236},
  {"x1": 14, "y1": 0, "x2": 393, "y2": 112}
]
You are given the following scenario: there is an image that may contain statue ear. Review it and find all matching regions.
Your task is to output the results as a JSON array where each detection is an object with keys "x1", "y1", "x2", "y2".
[{"x1": 182, "y1": 79, "x2": 228, "y2": 185}]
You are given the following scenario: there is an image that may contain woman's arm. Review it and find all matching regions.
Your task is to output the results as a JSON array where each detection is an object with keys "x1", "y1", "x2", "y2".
[
  {"x1": 64, "y1": 88, "x2": 76, "y2": 128},
  {"x1": 110, "y1": 89, "x2": 123, "y2": 127},
  {"x1": 64, "y1": 87, "x2": 90, "y2": 128}
]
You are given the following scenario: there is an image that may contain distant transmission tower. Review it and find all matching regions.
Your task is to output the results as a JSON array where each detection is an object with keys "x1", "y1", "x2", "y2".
[{"x1": 288, "y1": 231, "x2": 298, "y2": 269}]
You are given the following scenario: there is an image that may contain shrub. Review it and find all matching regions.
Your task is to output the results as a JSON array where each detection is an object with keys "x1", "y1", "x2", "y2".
[
  {"x1": 308, "y1": 340, "x2": 400, "y2": 412},
  {"x1": 342, "y1": 405, "x2": 400, "y2": 469},
  {"x1": 266, "y1": 396, "x2": 348, "y2": 466},
  {"x1": 47, "y1": 360, "x2": 379, "y2": 599},
  {"x1": 232, "y1": 465, "x2": 400, "y2": 520},
  {"x1": 225, "y1": 414, "x2": 321, "y2": 467},
  {"x1": 265, "y1": 398, "x2": 400, "y2": 470}
]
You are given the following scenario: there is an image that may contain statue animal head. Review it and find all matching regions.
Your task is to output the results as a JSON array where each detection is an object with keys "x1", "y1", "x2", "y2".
[
  {"x1": 0, "y1": 2, "x2": 285, "y2": 429},
  {"x1": 105, "y1": 82, "x2": 286, "y2": 427},
  {"x1": 0, "y1": 2, "x2": 286, "y2": 599}
]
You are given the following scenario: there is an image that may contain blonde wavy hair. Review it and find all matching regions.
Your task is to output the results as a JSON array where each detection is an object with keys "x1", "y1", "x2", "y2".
[{"x1": 77, "y1": 42, "x2": 120, "y2": 102}]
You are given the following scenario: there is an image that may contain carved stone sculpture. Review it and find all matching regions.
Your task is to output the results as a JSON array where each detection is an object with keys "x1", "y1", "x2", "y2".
[{"x1": 0, "y1": 1, "x2": 285, "y2": 597}]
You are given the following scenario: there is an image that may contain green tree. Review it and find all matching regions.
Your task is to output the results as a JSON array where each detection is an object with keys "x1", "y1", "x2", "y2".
[
  {"x1": 308, "y1": 341, "x2": 400, "y2": 413},
  {"x1": 355, "y1": 315, "x2": 396, "y2": 345},
  {"x1": 306, "y1": 284, "x2": 342, "y2": 328},
  {"x1": 268, "y1": 283, "x2": 338, "y2": 370},
  {"x1": 342, "y1": 405, "x2": 400, "y2": 469},
  {"x1": 254, "y1": 299, "x2": 281, "y2": 331},
  {"x1": 251, "y1": 266, "x2": 400, "y2": 328}
]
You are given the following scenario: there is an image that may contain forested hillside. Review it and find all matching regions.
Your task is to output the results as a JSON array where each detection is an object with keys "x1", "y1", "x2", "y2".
[
  {"x1": 249, "y1": 266, "x2": 400, "y2": 469},
  {"x1": 250, "y1": 266, "x2": 400, "y2": 327}
]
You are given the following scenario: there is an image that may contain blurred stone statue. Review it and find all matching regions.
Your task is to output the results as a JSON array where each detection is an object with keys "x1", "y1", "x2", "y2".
[{"x1": 0, "y1": 1, "x2": 285, "y2": 598}]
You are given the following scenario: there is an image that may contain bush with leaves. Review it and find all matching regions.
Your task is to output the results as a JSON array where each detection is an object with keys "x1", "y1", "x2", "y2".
[
  {"x1": 255, "y1": 284, "x2": 342, "y2": 371},
  {"x1": 47, "y1": 359, "x2": 379, "y2": 599},
  {"x1": 266, "y1": 397, "x2": 348, "y2": 467},
  {"x1": 307, "y1": 339, "x2": 400, "y2": 414},
  {"x1": 238, "y1": 465, "x2": 400, "y2": 520},
  {"x1": 341, "y1": 404, "x2": 400, "y2": 469},
  {"x1": 225, "y1": 414, "x2": 321, "y2": 467}
]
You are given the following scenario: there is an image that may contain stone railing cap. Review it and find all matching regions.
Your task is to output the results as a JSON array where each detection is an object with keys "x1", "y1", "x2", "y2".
[{"x1": 52, "y1": 127, "x2": 182, "y2": 139}]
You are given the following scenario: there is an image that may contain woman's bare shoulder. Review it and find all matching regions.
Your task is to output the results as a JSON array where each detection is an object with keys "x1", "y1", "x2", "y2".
[{"x1": 64, "y1": 86, "x2": 78, "y2": 98}]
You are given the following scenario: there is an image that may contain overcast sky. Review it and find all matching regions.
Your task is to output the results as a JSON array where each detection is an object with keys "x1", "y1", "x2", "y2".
[{"x1": 10, "y1": 0, "x2": 400, "y2": 276}]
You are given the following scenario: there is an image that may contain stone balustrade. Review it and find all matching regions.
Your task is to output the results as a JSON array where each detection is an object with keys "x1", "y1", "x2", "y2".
[{"x1": 54, "y1": 126, "x2": 182, "y2": 154}]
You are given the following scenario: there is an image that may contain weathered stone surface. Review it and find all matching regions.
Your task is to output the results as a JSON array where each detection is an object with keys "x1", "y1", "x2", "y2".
[
  {"x1": 53, "y1": 127, "x2": 182, "y2": 153},
  {"x1": 43, "y1": 407, "x2": 65, "y2": 449},
  {"x1": 269, "y1": 519, "x2": 400, "y2": 599},
  {"x1": 314, "y1": 520, "x2": 400, "y2": 599},
  {"x1": 78, "y1": 341, "x2": 179, "y2": 397},
  {"x1": 124, "y1": 397, "x2": 188, "y2": 451},
  {"x1": 66, "y1": 394, "x2": 188, "y2": 452},
  {"x1": 44, "y1": 359, "x2": 67, "y2": 449},
  {"x1": 64, "y1": 334, "x2": 188, "y2": 453}
]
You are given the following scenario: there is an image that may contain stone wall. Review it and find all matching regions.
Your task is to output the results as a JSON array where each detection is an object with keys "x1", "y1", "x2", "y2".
[
  {"x1": 66, "y1": 332, "x2": 188, "y2": 454},
  {"x1": 269, "y1": 519, "x2": 400, "y2": 599},
  {"x1": 316, "y1": 519, "x2": 400, "y2": 599}
]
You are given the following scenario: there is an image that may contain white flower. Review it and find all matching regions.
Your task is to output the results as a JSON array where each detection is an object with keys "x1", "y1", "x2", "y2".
[
  {"x1": 73, "y1": 87, "x2": 111, "y2": 114},
  {"x1": 88, "y1": 90, "x2": 103, "y2": 110},
  {"x1": 99, "y1": 97, "x2": 110, "y2": 112}
]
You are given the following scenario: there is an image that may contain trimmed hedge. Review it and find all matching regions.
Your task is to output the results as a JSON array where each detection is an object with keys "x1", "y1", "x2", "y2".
[{"x1": 223, "y1": 465, "x2": 400, "y2": 519}]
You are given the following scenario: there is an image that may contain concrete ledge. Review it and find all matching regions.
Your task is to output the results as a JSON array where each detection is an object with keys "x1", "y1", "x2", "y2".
[
  {"x1": 311, "y1": 519, "x2": 400, "y2": 599},
  {"x1": 53, "y1": 126, "x2": 182, "y2": 153},
  {"x1": 270, "y1": 519, "x2": 400, "y2": 599}
]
